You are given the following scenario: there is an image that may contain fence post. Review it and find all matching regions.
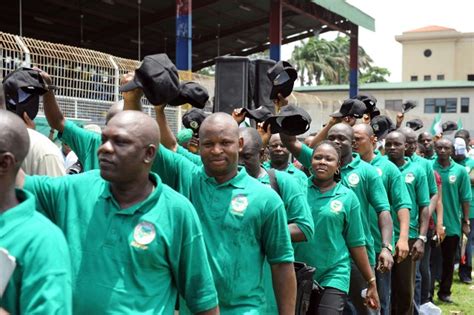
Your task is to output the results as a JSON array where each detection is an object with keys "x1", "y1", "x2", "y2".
[
  {"x1": 74, "y1": 99, "x2": 78, "y2": 119},
  {"x1": 108, "y1": 56, "x2": 119, "y2": 102},
  {"x1": 14, "y1": 35, "x2": 30, "y2": 67}
]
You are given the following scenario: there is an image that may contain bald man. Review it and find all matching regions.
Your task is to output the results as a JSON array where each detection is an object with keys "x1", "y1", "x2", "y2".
[
  {"x1": 17, "y1": 111, "x2": 218, "y2": 314},
  {"x1": 153, "y1": 112, "x2": 296, "y2": 314},
  {"x1": 281, "y1": 122, "x2": 392, "y2": 315},
  {"x1": 0, "y1": 110, "x2": 72, "y2": 314}
]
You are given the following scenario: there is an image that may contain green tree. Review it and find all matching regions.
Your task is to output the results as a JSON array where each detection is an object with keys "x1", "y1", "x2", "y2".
[{"x1": 359, "y1": 66, "x2": 391, "y2": 83}]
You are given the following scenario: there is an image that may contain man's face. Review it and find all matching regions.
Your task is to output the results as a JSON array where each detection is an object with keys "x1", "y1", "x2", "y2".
[
  {"x1": 352, "y1": 129, "x2": 374, "y2": 156},
  {"x1": 385, "y1": 135, "x2": 406, "y2": 161},
  {"x1": 200, "y1": 123, "x2": 241, "y2": 178},
  {"x1": 418, "y1": 133, "x2": 433, "y2": 153},
  {"x1": 327, "y1": 127, "x2": 352, "y2": 158},
  {"x1": 405, "y1": 134, "x2": 417, "y2": 156},
  {"x1": 435, "y1": 140, "x2": 453, "y2": 161},
  {"x1": 268, "y1": 134, "x2": 290, "y2": 165},
  {"x1": 98, "y1": 121, "x2": 149, "y2": 182},
  {"x1": 238, "y1": 141, "x2": 261, "y2": 173}
]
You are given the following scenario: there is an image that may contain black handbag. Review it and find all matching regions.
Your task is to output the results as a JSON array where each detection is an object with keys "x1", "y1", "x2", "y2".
[{"x1": 294, "y1": 262, "x2": 318, "y2": 315}]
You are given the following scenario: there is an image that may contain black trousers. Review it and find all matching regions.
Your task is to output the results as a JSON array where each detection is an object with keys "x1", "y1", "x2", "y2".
[
  {"x1": 438, "y1": 235, "x2": 460, "y2": 297},
  {"x1": 307, "y1": 287, "x2": 347, "y2": 315}
]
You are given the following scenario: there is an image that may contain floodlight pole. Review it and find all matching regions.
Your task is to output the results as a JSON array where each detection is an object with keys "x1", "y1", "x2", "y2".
[
  {"x1": 349, "y1": 25, "x2": 359, "y2": 97},
  {"x1": 176, "y1": 0, "x2": 192, "y2": 70},
  {"x1": 269, "y1": 0, "x2": 282, "y2": 61}
]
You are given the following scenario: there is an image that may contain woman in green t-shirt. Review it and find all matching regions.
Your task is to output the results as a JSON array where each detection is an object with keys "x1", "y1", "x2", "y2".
[{"x1": 294, "y1": 141, "x2": 380, "y2": 314}]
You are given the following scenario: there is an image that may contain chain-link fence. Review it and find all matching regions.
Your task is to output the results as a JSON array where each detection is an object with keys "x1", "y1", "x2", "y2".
[{"x1": 0, "y1": 31, "x2": 183, "y2": 132}]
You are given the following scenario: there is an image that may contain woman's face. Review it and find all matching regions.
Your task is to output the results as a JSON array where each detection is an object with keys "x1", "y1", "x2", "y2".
[{"x1": 311, "y1": 144, "x2": 340, "y2": 181}]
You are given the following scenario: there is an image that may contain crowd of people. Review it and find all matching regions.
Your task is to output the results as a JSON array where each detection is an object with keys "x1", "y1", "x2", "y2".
[{"x1": 0, "y1": 55, "x2": 473, "y2": 315}]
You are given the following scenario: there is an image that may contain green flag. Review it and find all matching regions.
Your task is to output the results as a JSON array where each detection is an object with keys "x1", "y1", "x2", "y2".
[
  {"x1": 457, "y1": 117, "x2": 463, "y2": 130},
  {"x1": 430, "y1": 108, "x2": 442, "y2": 135}
]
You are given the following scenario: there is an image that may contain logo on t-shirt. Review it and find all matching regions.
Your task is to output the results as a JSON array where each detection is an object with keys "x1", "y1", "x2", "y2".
[
  {"x1": 330, "y1": 200, "x2": 343, "y2": 213},
  {"x1": 230, "y1": 194, "x2": 248, "y2": 216},
  {"x1": 376, "y1": 168, "x2": 383, "y2": 176},
  {"x1": 405, "y1": 173, "x2": 415, "y2": 184},
  {"x1": 348, "y1": 173, "x2": 360, "y2": 187},
  {"x1": 131, "y1": 221, "x2": 156, "y2": 249},
  {"x1": 449, "y1": 175, "x2": 457, "y2": 184}
]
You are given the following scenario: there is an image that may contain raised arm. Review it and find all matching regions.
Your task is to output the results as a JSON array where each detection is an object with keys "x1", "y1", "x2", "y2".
[
  {"x1": 121, "y1": 72, "x2": 144, "y2": 111},
  {"x1": 154, "y1": 105, "x2": 178, "y2": 152},
  {"x1": 279, "y1": 133, "x2": 303, "y2": 158},
  {"x1": 308, "y1": 117, "x2": 341, "y2": 148},
  {"x1": 39, "y1": 70, "x2": 66, "y2": 132}
]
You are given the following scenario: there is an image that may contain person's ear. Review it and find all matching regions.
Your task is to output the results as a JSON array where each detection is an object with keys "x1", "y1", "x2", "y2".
[
  {"x1": 143, "y1": 144, "x2": 157, "y2": 164},
  {"x1": 238, "y1": 136, "x2": 244, "y2": 153},
  {"x1": 0, "y1": 153, "x2": 16, "y2": 176}
]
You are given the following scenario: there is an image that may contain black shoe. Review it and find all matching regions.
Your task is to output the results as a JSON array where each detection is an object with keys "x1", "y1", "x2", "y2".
[
  {"x1": 438, "y1": 295, "x2": 453, "y2": 303},
  {"x1": 460, "y1": 277, "x2": 472, "y2": 284}
]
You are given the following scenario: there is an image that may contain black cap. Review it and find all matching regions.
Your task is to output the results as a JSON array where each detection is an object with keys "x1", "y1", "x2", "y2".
[
  {"x1": 182, "y1": 108, "x2": 209, "y2": 134},
  {"x1": 169, "y1": 81, "x2": 209, "y2": 109},
  {"x1": 264, "y1": 105, "x2": 311, "y2": 135},
  {"x1": 402, "y1": 100, "x2": 417, "y2": 113},
  {"x1": 442, "y1": 121, "x2": 458, "y2": 133},
  {"x1": 352, "y1": 93, "x2": 377, "y2": 112},
  {"x1": 241, "y1": 106, "x2": 273, "y2": 122},
  {"x1": 120, "y1": 54, "x2": 180, "y2": 105},
  {"x1": 369, "y1": 106, "x2": 381, "y2": 119},
  {"x1": 330, "y1": 99, "x2": 367, "y2": 118},
  {"x1": 267, "y1": 61, "x2": 297, "y2": 100},
  {"x1": 406, "y1": 118, "x2": 423, "y2": 131},
  {"x1": 2, "y1": 68, "x2": 51, "y2": 119},
  {"x1": 371, "y1": 115, "x2": 395, "y2": 140}
]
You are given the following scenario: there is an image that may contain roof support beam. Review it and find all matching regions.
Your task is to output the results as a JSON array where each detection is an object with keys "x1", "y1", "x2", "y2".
[{"x1": 269, "y1": 0, "x2": 282, "y2": 61}]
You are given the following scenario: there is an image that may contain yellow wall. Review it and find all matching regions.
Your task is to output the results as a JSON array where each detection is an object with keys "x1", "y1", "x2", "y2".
[{"x1": 455, "y1": 37, "x2": 474, "y2": 80}]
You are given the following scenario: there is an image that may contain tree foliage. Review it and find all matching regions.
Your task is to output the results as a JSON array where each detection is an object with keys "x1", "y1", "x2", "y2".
[{"x1": 290, "y1": 35, "x2": 390, "y2": 85}]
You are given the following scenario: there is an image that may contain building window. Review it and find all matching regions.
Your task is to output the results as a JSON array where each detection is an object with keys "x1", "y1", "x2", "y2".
[
  {"x1": 461, "y1": 97, "x2": 469, "y2": 113},
  {"x1": 385, "y1": 99, "x2": 403, "y2": 112},
  {"x1": 424, "y1": 98, "x2": 457, "y2": 113},
  {"x1": 424, "y1": 49, "x2": 432, "y2": 57},
  {"x1": 410, "y1": 75, "x2": 418, "y2": 81},
  {"x1": 468, "y1": 74, "x2": 474, "y2": 81},
  {"x1": 437, "y1": 74, "x2": 445, "y2": 80},
  {"x1": 424, "y1": 75, "x2": 431, "y2": 81}
]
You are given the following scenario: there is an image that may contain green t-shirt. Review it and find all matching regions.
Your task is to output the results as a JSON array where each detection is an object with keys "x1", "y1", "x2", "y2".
[
  {"x1": 155, "y1": 146, "x2": 294, "y2": 314},
  {"x1": 411, "y1": 153, "x2": 438, "y2": 196},
  {"x1": 369, "y1": 152, "x2": 412, "y2": 252},
  {"x1": 0, "y1": 190, "x2": 72, "y2": 314},
  {"x1": 456, "y1": 157, "x2": 474, "y2": 219},
  {"x1": 177, "y1": 144, "x2": 202, "y2": 165},
  {"x1": 294, "y1": 182, "x2": 365, "y2": 293},
  {"x1": 432, "y1": 159, "x2": 472, "y2": 237},
  {"x1": 262, "y1": 161, "x2": 308, "y2": 193},
  {"x1": 397, "y1": 159, "x2": 430, "y2": 239},
  {"x1": 298, "y1": 144, "x2": 390, "y2": 266},
  {"x1": 24, "y1": 171, "x2": 218, "y2": 315},
  {"x1": 61, "y1": 120, "x2": 101, "y2": 171}
]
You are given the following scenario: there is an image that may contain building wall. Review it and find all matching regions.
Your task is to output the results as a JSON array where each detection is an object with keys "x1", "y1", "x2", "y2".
[
  {"x1": 300, "y1": 88, "x2": 474, "y2": 134},
  {"x1": 455, "y1": 36, "x2": 474, "y2": 80}
]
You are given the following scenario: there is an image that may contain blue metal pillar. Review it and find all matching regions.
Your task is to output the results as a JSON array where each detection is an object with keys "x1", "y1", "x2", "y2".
[
  {"x1": 269, "y1": 0, "x2": 282, "y2": 61},
  {"x1": 176, "y1": 0, "x2": 192, "y2": 70},
  {"x1": 349, "y1": 25, "x2": 359, "y2": 97}
]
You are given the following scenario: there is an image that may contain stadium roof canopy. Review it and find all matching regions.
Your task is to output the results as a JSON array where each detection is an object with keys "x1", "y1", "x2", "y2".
[{"x1": 1, "y1": 0, "x2": 374, "y2": 71}]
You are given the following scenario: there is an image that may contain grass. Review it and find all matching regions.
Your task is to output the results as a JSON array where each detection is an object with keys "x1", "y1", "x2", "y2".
[{"x1": 434, "y1": 276, "x2": 474, "y2": 314}]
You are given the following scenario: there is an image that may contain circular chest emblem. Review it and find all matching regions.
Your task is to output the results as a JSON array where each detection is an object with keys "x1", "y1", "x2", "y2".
[
  {"x1": 330, "y1": 200, "x2": 343, "y2": 213},
  {"x1": 190, "y1": 121, "x2": 199, "y2": 129},
  {"x1": 133, "y1": 221, "x2": 156, "y2": 245},
  {"x1": 405, "y1": 172, "x2": 415, "y2": 184},
  {"x1": 231, "y1": 194, "x2": 248, "y2": 214},
  {"x1": 376, "y1": 168, "x2": 383, "y2": 176},
  {"x1": 348, "y1": 173, "x2": 360, "y2": 186},
  {"x1": 449, "y1": 175, "x2": 457, "y2": 184}
]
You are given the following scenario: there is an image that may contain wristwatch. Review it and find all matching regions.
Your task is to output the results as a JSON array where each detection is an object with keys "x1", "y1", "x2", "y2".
[
  {"x1": 382, "y1": 243, "x2": 393, "y2": 252},
  {"x1": 417, "y1": 235, "x2": 428, "y2": 243}
]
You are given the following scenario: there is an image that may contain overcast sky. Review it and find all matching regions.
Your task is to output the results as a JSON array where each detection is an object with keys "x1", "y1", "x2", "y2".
[{"x1": 281, "y1": 0, "x2": 473, "y2": 82}]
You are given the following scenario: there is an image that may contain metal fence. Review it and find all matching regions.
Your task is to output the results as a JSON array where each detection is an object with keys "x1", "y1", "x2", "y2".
[{"x1": 0, "y1": 31, "x2": 182, "y2": 132}]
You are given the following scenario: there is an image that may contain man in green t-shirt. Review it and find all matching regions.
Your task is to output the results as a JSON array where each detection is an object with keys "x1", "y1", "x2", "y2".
[
  {"x1": 17, "y1": 111, "x2": 219, "y2": 315},
  {"x1": 281, "y1": 122, "x2": 393, "y2": 315},
  {"x1": 352, "y1": 124, "x2": 411, "y2": 315},
  {"x1": 432, "y1": 138, "x2": 471, "y2": 303},
  {"x1": 0, "y1": 110, "x2": 72, "y2": 314},
  {"x1": 418, "y1": 132, "x2": 436, "y2": 161},
  {"x1": 263, "y1": 134, "x2": 309, "y2": 190},
  {"x1": 385, "y1": 131, "x2": 430, "y2": 314},
  {"x1": 451, "y1": 134, "x2": 474, "y2": 284}
]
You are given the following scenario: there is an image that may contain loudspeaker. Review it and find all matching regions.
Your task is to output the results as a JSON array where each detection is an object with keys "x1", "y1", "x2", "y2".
[
  {"x1": 214, "y1": 56, "x2": 250, "y2": 114},
  {"x1": 252, "y1": 59, "x2": 276, "y2": 114}
]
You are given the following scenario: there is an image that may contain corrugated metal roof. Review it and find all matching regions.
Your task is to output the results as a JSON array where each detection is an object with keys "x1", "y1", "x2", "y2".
[
  {"x1": 295, "y1": 81, "x2": 474, "y2": 92},
  {"x1": 313, "y1": 0, "x2": 375, "y2": 31}
]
